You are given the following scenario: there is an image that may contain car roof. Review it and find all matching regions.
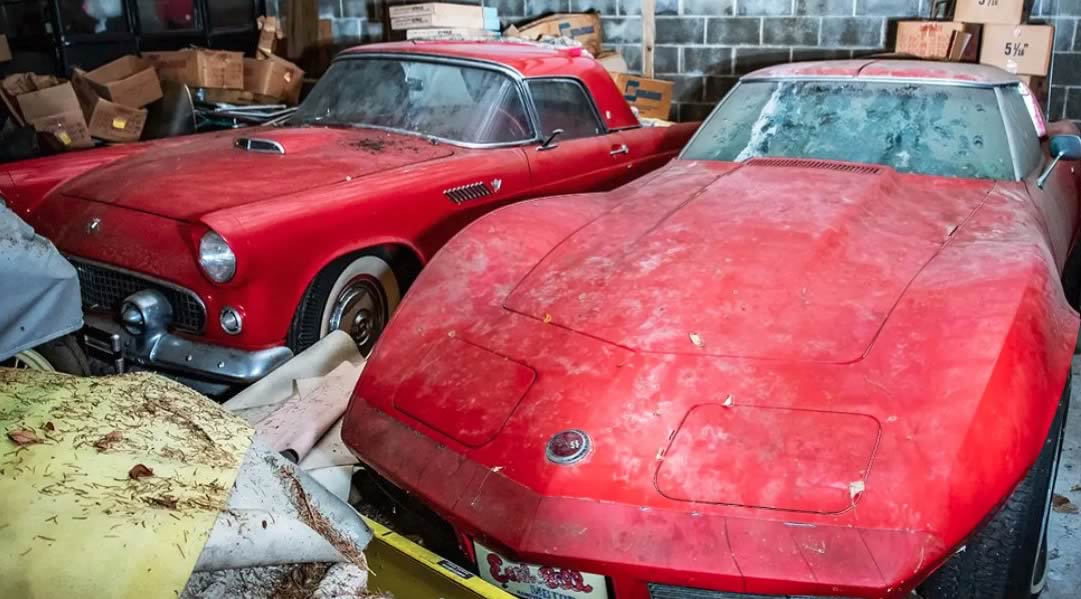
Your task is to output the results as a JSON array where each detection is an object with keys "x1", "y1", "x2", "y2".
[
  {"x1": 746, "y1": 59, "x2": 1021, "y2": 86},
  {"x1": 343, "y1": 40, "x2": 594, "y2": 77},
  {"x1": 339, "y1": 40, "x2": 642, "y2": 130}
]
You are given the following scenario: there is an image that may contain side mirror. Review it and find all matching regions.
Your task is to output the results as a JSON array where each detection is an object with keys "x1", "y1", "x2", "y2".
[
  {"x1": 537, "y1": 128, "x2": 564, "y2": 152},
  {"x1": 1037, "y1": 134, "x2": 1081, "y2": 189}
]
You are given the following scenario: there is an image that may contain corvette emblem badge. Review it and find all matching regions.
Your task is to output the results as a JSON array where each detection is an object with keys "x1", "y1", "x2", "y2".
[
  {"x1": 490, "y1": 178, "x2": 502, "y2": 193},
  {"x1": 546, "y1": 429, "x2": 591, "y2": 465}
]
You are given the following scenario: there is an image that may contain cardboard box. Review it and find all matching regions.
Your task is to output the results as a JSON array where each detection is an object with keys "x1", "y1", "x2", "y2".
[
  {"x1": 257, "y1": 16, "x2": 284, "y2": 59},
  {"x1": 71, "y1": 69, "x2": 147, "y2": 142},
  {"x1": 1017, "y1": 74, "x2": 1048, "y2": 102},
  {"x1": 895, "y1": 21, "x2": 981, "y2": 62},
  {"x1": 596, "y1": 50, "x2": 629, "y2": 75},
  {"x1": 144, "y1": 49, "x2": 244, "y2": 90},
  {"x1": 32, "y1": 111, "x2": 93, "y2": 150},
  {"x1": 82, "y1": 55, "x2": 162, "y2": 108},
  {"x1": 980, "y1": 24, "x2": 1054, "y2": 76},
  {"x1": 243, "y1": 56, "x2": 304, "y2": 104},
  {"x1": 613, "y1": 73, "x2": 672, "y2": 120},
  {"x1": 954, "y1": 0, "x2": 1025, "y2": 25},
  {"x1": 510, "y1": 13, "x2": 603, "y2": 56},
  {"x1": 0, "y1": 35, "x2": 11, "y2": 63},
  {"x1": 406, "y1": 28, "x2": 499, "y2": 40},
  {"x1": 3, "y1": 79, "x2": 92, "y2": 149},
  {"x1": 390, "y1": 3, "x2": 485, "y2": 30}
]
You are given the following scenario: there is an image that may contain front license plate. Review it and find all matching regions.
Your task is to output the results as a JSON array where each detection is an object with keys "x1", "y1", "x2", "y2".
[{"x1": 474, "y1": 542, "x2": 609, "y2": 599}]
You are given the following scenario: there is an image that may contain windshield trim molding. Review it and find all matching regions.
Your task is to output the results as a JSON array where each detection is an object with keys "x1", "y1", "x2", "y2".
[
  {"x1": 302, "y1": 52, "x2": 542, "y2": 149},
  {"x1": 741, "y1": 74, "x2": 1015, "y2": 89}
]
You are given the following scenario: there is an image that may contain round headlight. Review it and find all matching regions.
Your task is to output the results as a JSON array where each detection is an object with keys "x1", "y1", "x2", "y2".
[{"x1": 198, "y1": 231, "x2": 236, "y2": 283}]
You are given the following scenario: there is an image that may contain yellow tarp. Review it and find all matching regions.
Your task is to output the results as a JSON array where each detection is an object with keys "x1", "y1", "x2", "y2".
[{"x1": 0, "y1": 369, "x2": 252, "y2": 599}]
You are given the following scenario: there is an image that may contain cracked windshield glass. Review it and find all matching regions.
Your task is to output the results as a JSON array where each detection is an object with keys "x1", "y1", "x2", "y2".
[
  {"x1": 290, "y1": 58, "x2": 532, "y2": 145},
  {"x1": 682, "y1": 80, "x2": 1014, "y2": 180}
]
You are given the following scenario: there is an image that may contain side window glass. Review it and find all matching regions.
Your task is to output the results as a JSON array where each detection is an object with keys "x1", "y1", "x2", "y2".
[
  {"x1": 528, "y1": 80, "x2": 603, "y2": 141},
  {"x1": 1000, "y1": 85, "x2": 1043, "y2": 177}
]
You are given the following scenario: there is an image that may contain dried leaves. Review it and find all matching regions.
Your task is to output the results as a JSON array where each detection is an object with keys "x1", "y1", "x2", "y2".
[
  {"x1": 145, "y1": 495, "x2": 178, "y2": 510},
  {"x1": 128, "y1": 464, "x2": 154, "y2": 480},
  {"x1": 93, "y1": 430, "x2": 123, "y2": 451},
  {"x1": 1052, "y1": 494, "x2": 1079, "y2": 514},
  {"x1": 7, "y1": 428, "x2": 41, "y2": 446}
]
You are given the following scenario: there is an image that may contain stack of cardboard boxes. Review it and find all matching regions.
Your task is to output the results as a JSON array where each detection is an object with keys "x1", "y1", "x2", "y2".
[
  {"x1": 1, "y1": 56, "x2": 162, "y2": 150},
  {"x1": 145, "y1": 47, "x2": 303, "y2": 106},
  {"x1": 896, "y1": 0, "x2": 1054, "y2": 97},
  {"x1": 389, "y1": 2, "x2": 500, "y2": 40},
  {"x1": 507, "y1": 12, "x2": 674, "y2": 121}
]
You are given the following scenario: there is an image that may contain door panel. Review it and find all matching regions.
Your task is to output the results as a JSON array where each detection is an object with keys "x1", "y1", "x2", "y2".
[
  {"x1": 525, "y1": 136, "x2": 613, "y2": 197},
  {"x1": 1027, "y1": 156, "x2": 1079, "y2": 268}
]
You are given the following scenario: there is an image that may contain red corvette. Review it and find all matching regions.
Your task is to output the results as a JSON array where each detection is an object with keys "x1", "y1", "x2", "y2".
[
  {"x1": 3, "y1": 41, "x2": 695, "y2": 392},
  {"x1": 343, "y1": 60, "x2": 1081, "y2": 598}
]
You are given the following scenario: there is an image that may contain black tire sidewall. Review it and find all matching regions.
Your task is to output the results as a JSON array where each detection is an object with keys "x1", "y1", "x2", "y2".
[{"x1": 920, "y1": 377, "x2": 1069, "y2": 599}]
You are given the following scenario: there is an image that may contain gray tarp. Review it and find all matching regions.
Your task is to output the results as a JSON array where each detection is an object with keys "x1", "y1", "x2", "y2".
[{"x1": 0, "y1": 204, "x2": 82, "y2": 361}]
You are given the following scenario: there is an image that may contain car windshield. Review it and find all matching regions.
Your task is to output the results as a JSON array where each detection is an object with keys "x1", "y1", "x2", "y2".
[
  {"x1": 682, "y1": 80, "x2": 1014, "y2": 180},
  {"x1": 290, "y1": 57, "x2": 533, "y2": 145}
]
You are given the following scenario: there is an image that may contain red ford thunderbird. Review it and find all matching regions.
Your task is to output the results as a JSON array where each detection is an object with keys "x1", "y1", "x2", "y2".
[
  {"x1": 343, "y1": 60, "x2": 1081, "y2": 598},
  {"x1": 3, "y1": 41, "x2": 695, "y2": 392}
]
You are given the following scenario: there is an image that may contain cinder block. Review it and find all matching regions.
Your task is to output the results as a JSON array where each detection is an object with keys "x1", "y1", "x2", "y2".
[
  {"x1": 706, "y1": 17, "x2": 761, "y2": 45},
  {"x1": 656, "y1": 17, "x2": 706, "y2": 44},
  {"x1": 820, "y1": 16, "x2": 883, "y2": 47},
  {"x1": 683, "y1": 47, "x2": 735, "y2": 75},
  {"x1": 762, "y1": 17, "x2": 819, "y2": 45},
  {"x1": 738, "y1": 0, "x2": 793, "y2": 16}
]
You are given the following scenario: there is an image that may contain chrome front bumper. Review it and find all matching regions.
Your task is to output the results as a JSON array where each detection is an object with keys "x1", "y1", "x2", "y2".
[{"x1": 84, "y1": 314, "x2": 293, "y2": 385}]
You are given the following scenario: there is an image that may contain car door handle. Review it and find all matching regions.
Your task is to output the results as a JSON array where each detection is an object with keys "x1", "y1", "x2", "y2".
[{"x1": 609, "y1": 144, "x2": 629, "y2": 156}]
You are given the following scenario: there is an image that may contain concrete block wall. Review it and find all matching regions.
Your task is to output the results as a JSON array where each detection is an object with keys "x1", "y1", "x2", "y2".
[{"x1": 268, "y1": 0, "x2": 1080, "y2": 121}]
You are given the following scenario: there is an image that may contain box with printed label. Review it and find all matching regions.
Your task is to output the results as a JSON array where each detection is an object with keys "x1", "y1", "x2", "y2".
[
  {"x1": 979, "y1": 24, "x2": 1054, "y2": 76},
  {"x1": 613, "y1": 73, "x2": 673, "y2": 120},
  {"x1": 390, "y1": 3, "x2": 485, "y2": 30},
  {"x1": 511, "y1": 13, "x2": 603, "y2": 56},
  {"x1": 954, "y1": 0, "x2": 1025, "y2": 26},
  {"x1": 144, "y1": 49, "x2": 244, "y2": 89},
  {"x1": 72, "y1": 68, "x2": 146, "y2": 142}
]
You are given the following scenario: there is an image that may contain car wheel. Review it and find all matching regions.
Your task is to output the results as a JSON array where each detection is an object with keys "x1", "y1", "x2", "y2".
[
  {"x1": 919, "y1": 377, "x2": 1069, "y2": 599},
  {"x1": 1, "y1": 334, "x2": 91, "y2": 375},
  {"x1": 288, "y1": 254, "x2": 401, "y2": 356}
]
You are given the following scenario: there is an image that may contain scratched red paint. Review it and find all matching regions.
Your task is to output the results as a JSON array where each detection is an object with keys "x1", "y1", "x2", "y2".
[{"x1": 343, "y1": 60, "x2": 1081, "y2": 598}]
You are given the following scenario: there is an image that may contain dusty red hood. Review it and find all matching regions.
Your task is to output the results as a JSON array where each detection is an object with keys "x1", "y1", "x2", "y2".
[
  {"x1": 59, "y1": 127, "x2": 455, "y2": 221},
  {"x1": 504, "y1": 159, "x2": 993, "y2": 363}
]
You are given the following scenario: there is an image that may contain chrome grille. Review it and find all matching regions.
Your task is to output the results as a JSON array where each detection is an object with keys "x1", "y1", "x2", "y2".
[
  {"x1": 748, "y1": 158, "x2": 881, "y2": 175},
  {"x1": 443, "y1": 181, "x2": 493, "y2": 205},
  {"x1": 68, "y1": 257, "x2": 206, "y2": 333}
]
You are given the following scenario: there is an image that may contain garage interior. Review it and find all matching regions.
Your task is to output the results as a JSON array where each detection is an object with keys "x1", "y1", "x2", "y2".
[{"x1": 2, "y1": 0, "x2": 1081, "y2": 598}]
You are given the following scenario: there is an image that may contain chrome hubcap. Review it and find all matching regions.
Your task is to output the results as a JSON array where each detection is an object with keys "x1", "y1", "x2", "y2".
[
  {"x1": 328, "y1": 276, "x2": 386, "y2": 355},
  {"x1": 2, "y1": 349, "x2": 55, "y2": 371}
]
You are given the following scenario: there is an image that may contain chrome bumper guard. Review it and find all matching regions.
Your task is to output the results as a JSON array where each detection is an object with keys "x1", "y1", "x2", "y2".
[{"x1": 84, "y1": 312, "x2": 293, "y2": 384}]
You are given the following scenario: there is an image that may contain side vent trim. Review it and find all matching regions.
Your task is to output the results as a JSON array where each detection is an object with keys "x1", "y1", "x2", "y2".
[
  {"x1": 747, "y1": 157, "x2": 881, "y2": 175},
  {"x1": 234, "y1": 137, "x2": 286, "y2": 155},
  {"x1": 444, "y1": 181, "x2": 493, "y2": 205}
]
